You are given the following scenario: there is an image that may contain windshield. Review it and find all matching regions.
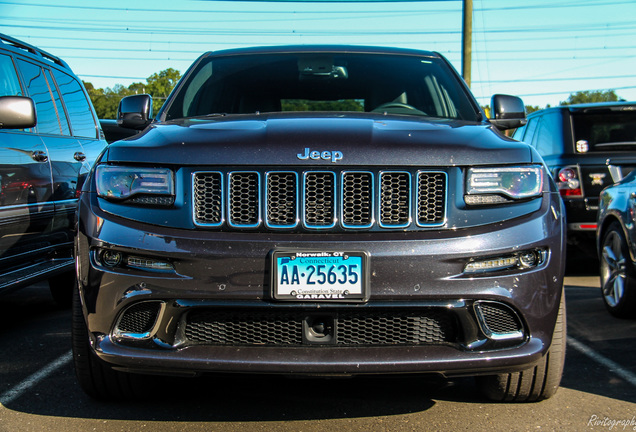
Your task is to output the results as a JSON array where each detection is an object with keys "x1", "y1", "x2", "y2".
[
  {"x1": 163, "y1": 52, "x2": 479, "y2": 121},
  {"x1": 572, "y1": 110, "x2": 636, "y2": 151}
]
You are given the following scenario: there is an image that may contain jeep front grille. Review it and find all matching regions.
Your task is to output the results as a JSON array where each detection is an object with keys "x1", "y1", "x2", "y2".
[{"x1": 193, "y1": 169, "x2": 446, "y2": 230}]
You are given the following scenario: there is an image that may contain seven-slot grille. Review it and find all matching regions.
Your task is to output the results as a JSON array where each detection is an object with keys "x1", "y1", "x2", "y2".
[{"x1": 193, "y1": 169, "x2": 446, "y2": 230}]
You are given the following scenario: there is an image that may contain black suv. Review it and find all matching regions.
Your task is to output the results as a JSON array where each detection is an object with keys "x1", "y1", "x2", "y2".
[
  {"x1": 0, "y1": 34, "x2": 108, "y2": 303},
  {"x1": 512, "y1": 102, "x2": 636, "y2": 258},
  {"x1": 74, "y1": 45, "x2": 566, "y2": 402}
]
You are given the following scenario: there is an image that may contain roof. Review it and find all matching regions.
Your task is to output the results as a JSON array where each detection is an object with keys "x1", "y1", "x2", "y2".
[
  {"x1": 528, "y1": 101, "x2": 636, "y2": 117},
  {"x1": 0, "y1": 32, "x2": 69, "y2": 69},
  {"x1": 200, "y1": 44, "x2": 440, "y2": 59}
]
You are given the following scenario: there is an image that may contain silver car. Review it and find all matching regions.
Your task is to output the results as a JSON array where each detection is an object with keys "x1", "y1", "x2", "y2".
[{"x1": 598, "y1": 170, "x2": 636, "y2": 317}]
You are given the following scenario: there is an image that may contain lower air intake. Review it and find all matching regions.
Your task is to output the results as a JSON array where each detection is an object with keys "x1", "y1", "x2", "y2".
[
  {"x1": 475, "y1": 301, "x2": 524, "y2": 339},
  {"x1": 117, "y1": 302, "x2": 162, "y2": 334},
  {"x1": 183, "y1": 308, "x2": 457, "y2": 346}
]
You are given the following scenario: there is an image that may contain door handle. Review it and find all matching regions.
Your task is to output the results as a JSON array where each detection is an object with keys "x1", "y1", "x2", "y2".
[
  {"x1": 31, "y1": 150, "x2": 48, "y2": 162},
  {"x1": 74, "y1": 151, "x2": 86, "y2": 162}
]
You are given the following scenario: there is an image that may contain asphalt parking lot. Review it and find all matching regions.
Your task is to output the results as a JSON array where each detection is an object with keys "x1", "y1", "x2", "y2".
[{"x1": 1, "y1": 266, "x2": 635, "y2": 431}]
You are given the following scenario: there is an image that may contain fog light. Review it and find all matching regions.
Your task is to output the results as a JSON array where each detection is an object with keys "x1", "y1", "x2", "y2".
[
  {"x1": 101, "y1": 250, "x2": 122, "y2": 267},
  {"x1": 519, "y1": 251, "x2": 539, "y2": 268}
]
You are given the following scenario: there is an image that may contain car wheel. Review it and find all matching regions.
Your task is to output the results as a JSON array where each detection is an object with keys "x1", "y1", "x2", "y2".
[
  {"x1": 72, "y1": 286, "x2": 142, "y2": 400},
  {"x1": 476, "y1": 290, "x2": 566, "y2": 402},
  {"x1": 600, "y1": 222, "x2": 636, "y2": 318},
  {"x1": 48, "y1": 271, "x2": 75, "y2": 307}
]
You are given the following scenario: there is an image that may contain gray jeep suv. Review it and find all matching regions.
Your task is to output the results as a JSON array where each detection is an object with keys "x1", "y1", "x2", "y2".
[
  {"x1": 0, "y1": 34, "x2": 108, "y2": 304},
  {"x1": 73, "y1": 45, "x2": 566, "y2": 402}
]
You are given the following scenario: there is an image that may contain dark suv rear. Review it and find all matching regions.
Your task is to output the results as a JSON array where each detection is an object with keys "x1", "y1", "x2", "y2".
[
  {"x1": 0, "y1": 33, "x2": 108, "y2": 303},
  {"x1": 73, "y1": 45, "x2": 566, "y2": 402},
  {"x1": 512, "y1": 102, "x2": 636, "y2": 257}
]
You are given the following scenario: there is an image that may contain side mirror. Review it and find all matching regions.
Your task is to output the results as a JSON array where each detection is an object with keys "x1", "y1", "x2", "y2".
[
  {"x1": 117, "y1": 94, "x2": 153, "y2": 130},
  {"x1": 0, "y1": 96, "x2": 36, "y2": 129},
  {"x1": 489, "y1": 94, "x2": 527, "y2": 131}
]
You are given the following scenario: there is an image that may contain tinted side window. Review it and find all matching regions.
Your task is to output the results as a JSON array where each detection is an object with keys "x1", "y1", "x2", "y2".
[
  {"x1": 51, "y1": 69, "x2": 97, "y2": 138},
  {"x1": 518, "y1": 117, "x2": 540, "y2": 146},
  {"x1": 44, "y1": 69, "x2": 70, "y2": 135},
  {"x1": 16, "y1": 59, "x2": 63, "y2": 135},
  {"x1": 511, "y1": 123, "x2": 527, "y2": 141},
  {"x1": 0, "y1": 53, "x2": 23, "y2": 96},
  {"x1": 533, "y1": 112, "x2": 562, "y2": 156}
]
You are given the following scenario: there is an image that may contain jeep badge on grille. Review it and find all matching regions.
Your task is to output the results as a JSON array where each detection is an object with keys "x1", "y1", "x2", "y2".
[{"x1": 297, "y1": 147, "x2": 343, "y2": 163}]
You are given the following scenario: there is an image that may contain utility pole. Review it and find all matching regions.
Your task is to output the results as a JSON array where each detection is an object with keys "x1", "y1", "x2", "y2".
[{"x1": 462, "y1": 0, "x2": 472, "y2": 88}]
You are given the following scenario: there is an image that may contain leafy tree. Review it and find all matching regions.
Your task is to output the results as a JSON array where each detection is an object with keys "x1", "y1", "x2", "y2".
[
  {"x1": 282, "y1": 99, "x2": 364, "y2": 112},
  {"x1": 525, "y1": 105, "x2": 544, "y2": 114},
  {"x1": 561, "y1": 90, "x2": 620, "y2": 105},
  {"x1": 145, "y1": 68, "x2": 181, "y2": 113},
  {"x1": 84, "y1": 68, "x2": 181, "y2": 119}
]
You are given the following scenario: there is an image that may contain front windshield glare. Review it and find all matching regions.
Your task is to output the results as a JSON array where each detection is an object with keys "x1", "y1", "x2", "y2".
[{"x1": 165, "y1": 52, "x2": 478, "y2": 121}]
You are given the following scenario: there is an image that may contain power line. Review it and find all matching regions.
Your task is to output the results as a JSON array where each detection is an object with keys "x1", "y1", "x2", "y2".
[
  {"x1": 0, "y1": 0, "x2": 631, "y2": 14},
  {"x1": 1, "y1": 20, "x2": 635, "y2": 36}
]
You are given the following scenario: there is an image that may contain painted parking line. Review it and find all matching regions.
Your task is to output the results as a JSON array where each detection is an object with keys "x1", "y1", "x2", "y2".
[
  {"x1": 567, "y1": 336, "x2": 636, "y2": 387},
  {"x1": 0, "y1": 350, "x2": 72, "y2": 407},
  {"x1": 1, "y1": 338, "x2": 634, "y2": 406}
]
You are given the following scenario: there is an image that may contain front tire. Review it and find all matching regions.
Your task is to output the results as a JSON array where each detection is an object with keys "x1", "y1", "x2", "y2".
[
  {"x1": 599, "y1": 221, "x2": 636, "y2": 318},
  {"x1": 48, "y1": 271, "x2": 75, "y2": 307},
  {"x1": 476, "y1": 289, "x2": 566, "y2": 402}
]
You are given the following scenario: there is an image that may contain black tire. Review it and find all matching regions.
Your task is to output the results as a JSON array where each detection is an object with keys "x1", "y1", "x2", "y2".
[
  {"x1": 599, "y1": 221, "x2": 636, "y2": 318},
  {"x1": 72, "y1": 287, "x2": 142, "y2": 400},
  {"x1": 476, "y1": 290, "x2": 566, "y2": 402},
  {"x1": 49, "y1": 271, "x2": 75, "y2": 307}
]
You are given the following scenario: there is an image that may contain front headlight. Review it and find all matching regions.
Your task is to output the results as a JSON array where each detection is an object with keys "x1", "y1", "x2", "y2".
[
  {"x1": 96, "y1": 165, "x2": 174, "y2": 205},
  {"x1": 465, "y1": 166, "x2": 543, "y2": 205}
]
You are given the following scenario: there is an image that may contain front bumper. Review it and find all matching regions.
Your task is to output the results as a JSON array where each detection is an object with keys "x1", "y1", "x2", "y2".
[{"x1": 76, "y1": 191, "x2": 565, "y2": 377}]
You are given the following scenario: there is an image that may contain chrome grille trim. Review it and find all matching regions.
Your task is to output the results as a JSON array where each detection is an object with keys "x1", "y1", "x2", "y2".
[
  {"x1": 265, "y1": 171, "x2": 299, "y2": 229},
  {"x1": 303, "y1": 171, "x2": 337, "y2": 229},
  {"x1": 228, "y1": 171, "x2": 261, "y2": 228},
  {"x1": 379, "y1": 171, "x2": 411, "y2": 228},
  {"x1": 416, "y1": 171, "x2": 447, "y2": 227},
  {"x1": 341, "y1": 171, "x2": 375, "y2": 229},
  {"x1": 193, "y1": 171, "x2": 224, "y2": 227},
  {"x1": 192, "y1": 169, "x2": 446, "y2": 230}
]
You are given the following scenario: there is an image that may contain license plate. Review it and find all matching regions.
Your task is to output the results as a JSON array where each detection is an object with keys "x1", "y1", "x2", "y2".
[{"x1": 272, "y1": 251, "x2": 368, "y2": 301}]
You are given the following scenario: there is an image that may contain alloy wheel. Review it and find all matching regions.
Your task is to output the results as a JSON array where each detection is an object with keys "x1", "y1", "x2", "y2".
[{"x1": 601, "y1": 230, "x2": 627, "y2": 307}]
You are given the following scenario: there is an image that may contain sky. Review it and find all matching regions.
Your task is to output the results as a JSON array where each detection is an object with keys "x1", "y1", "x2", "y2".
[{"x1": 1, "y1": 0, "x2": 634, "y2": 108}]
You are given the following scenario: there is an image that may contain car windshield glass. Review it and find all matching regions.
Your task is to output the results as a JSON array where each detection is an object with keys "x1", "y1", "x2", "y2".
[
  {"x1": 164, "y1": 52, "x2": 479, "y2": 121},
  {"x1": 572, "y1": 110, "x2": 636, "y2": 151}
]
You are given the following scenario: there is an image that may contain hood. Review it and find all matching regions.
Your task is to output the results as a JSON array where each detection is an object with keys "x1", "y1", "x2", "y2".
[{"x1": 103, "y1": 113, "x2": 533, "y2": 166}]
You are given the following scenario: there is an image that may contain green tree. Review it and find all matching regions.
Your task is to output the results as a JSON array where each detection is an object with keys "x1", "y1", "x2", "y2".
[
  {"x1": 145, "y1": 68, "x2": 181, "y2": 113},
  {"x1": 84, "y1": 68, "x2": 181, "y2": 119},
  {"x1": 561, "y1": 90, "x2": 620, "y2": 105},
  {"x1": 282, "y1": 99, "x2": 364, "y2": 112}
]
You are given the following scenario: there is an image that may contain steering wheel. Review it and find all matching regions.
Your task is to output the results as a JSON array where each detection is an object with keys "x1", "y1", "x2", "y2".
[{"x1": 372, "y1": 102, "x2": 427, "y2": 115}]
